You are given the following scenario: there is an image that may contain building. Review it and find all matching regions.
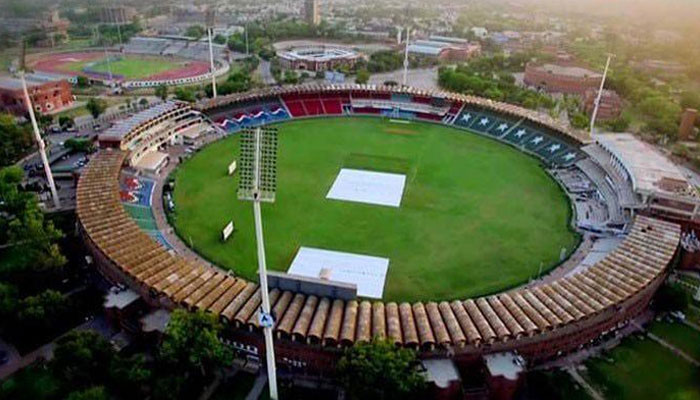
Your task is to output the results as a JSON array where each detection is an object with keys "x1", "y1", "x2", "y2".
[
  {"x1": 583, "y1": 89, "x2": 622, "y2": 120},
  {"x1": 36, "y1": 10, "x2": 70, "y2": 46},
  {"x1": 470, "y1": 27, "x2": 488, "y2": 39},
  {"x1": 0, "y1": 74, "x2": 74, "y2": 116},
  {"x1": 524, "y1": 63, "x2": 602, "y2": 95},
  {"x1": 407, "y1": 37, "x2": 481, "y2": 61},
  {"x1": 98, "y1": 101, "x2": 212, "y2": 172},
  {"x1": 595, "y1": 133, "x2": 700, "y2": 220},
  {"x1": 277, "y1": 46, "x2": 361, "y2": 72},
  {"x1": 304, "y1": 0, "x2": 320, "y2": 26}
]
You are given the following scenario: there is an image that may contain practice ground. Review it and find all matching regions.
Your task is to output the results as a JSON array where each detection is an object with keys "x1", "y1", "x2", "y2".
[
  {"x1": 582, "y1": 328, "x2": 700, "y2": 400},
  {"x1": 59, "y1": 55, "x2": 180, "y2": 79},
  {"x1": 29, "y1": 52, "x2": 209, "y2": 81},
  {"x1": 171, "y1": 117, "x2": 578, "y2": 302}
]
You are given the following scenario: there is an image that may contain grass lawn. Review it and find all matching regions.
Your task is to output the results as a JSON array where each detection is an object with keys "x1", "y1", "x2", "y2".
[
  {"x1": 60, "y1": 56, "x2": 181, "y2": 80},
  {"x1": 583, "y1": 335, "x2": 700, "y2": 400},
  {"x1": 172, "y1": 117, "x2": 578, "y2": 302},
  {"x1": 649, "y1": 320, "x2": 700, "y2": 361}
]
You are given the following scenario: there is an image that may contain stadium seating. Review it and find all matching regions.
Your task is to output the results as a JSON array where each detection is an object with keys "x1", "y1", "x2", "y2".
[
  {"x1": 77, "y1": 86, "x2": 686, "y2": 367},
  {"x1": 78, "y1": 150, "x2": 680, "y2": 355}
]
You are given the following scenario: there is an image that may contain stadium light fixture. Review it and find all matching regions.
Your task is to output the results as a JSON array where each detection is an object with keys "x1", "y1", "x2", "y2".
[{"x1": 237, "y1": 127, "x2": 279, "y2": 400}]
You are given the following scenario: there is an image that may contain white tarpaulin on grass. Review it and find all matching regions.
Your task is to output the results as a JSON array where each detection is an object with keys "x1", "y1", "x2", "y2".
[
  {"x1": 287, "y1": 247, "x2": 389, "y2": 299},
  {"x1": 326, "y1": 168, "x2": 406, "y2": 207}
]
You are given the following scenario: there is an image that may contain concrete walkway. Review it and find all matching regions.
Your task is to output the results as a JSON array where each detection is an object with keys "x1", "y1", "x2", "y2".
[
  {"x1": 682, "y1": 319, "x2": 700, "y2": 333},
  {"x1": 245, "y1": 372, "x2": 269, "y2": 400},
  {"x1": 566, "y1": 366, "x2": 605, "y2": 400}
]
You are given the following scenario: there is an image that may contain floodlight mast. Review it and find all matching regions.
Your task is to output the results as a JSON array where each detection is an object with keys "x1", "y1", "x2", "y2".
[
  {"x1": 206, "y1": 9, "x2": 218, "y2": 99},
  {"x1": 251, "y1": 127, "x2": 278, "y2": 400},
  {"x1": 589, "y1": 53, "x2": 613, "y2": 137},
  {"x1": 19, "y1": 68, "x2": 60, "y2": 209},
  {"x1": 402, "y1": 27, "x2": 410, "y2": 87}
]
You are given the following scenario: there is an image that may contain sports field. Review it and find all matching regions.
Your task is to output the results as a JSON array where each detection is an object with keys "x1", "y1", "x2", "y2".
[
  {"x1": 171, "y1": 117, "x2": 579, "y2": 302},
  {"x1": 60, "y1": 55, "x2": 181, "y2": 79},
  {"x1": 583, "y1": 333, "x2": 700, "y2": 400}
]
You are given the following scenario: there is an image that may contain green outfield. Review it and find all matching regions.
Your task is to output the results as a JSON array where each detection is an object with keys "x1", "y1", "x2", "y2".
[
  {"x1": 171, "y1": 117, "x2": 579, "y2": 302},
  {"x1": 61, "y1": 56, "x2": 181, "y2": 79}
]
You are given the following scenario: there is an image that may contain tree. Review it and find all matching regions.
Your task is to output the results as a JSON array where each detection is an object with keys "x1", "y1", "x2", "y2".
[
  {"x1": 64, "y1": 138, "x2": 94, "y2": 153},
  {"x1": 337, "y1": 339, "x2": 426, "y2": 400},
  {"x1": 58, "y1": 116, "x2": 74, "y2": 128},
  {"x1": 368, "y1": 51, "x2": 404, "y2": 73},
  {"x1": 76, "y1": 76, "x2": 90, "y2": 88},
  {"x1": 213, "y1": 34, "x2": 226, "y2": 45},
  {"x1": 52, "y1": 330, "x2": 115, "y2": 390},
  {"x1": 185, "y1": 25, "x2": 206, "y2": 40},
  {"x1": 356, "y1": 69, "x2": 371, "y2": 84},
  {"x1": 86, "y1": 98, "x2": 107, "y2": 119},
  {"x1": 0, "y1": 166, "x2": 66, "y2": 281},
  {"x1": 0, "y1": 282, "x2": 18, "y2": 317},
  {"x1": 15, "y1": 290, "x2": 70, "y2": 335},
  {"x1": 139, "y1": 98, "x2": 149, "y2": 107},
  {"x1": 174, "y1": 87, "x2": 196, "y2": 103},
  {"x1": 155, "y1": 84, "x2": 169, "y2": 101},
  {"x1": 109, "y1": 354, "x2": 152, "y2": 399},
  {"x1": 65, "y1": 386, "x2": 108, "y2": 400},
  {"x1": 159, "y1": 309, "x2": 232, "y2": 379},
  {"x1": 0, "y1": 113, "x2": 33, "y2": 167}
]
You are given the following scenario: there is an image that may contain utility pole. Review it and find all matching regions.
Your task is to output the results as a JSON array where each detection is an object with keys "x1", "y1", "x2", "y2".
[{"x1": 589, "y1": 53, "x2": 613, "y2": 137}]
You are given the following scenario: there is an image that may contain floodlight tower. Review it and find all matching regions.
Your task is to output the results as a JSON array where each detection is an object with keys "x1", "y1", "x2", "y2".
[
  {"x1": 18, "y1": 41, "x2": 61, "y2": 209},
  {"x1": 402, "y1": 27, "x2": 410, "y2": 87},
  {"x1": 589, "y1": 53, "x2": 614, "y2": 137},
  {"x1": 206, "y1": 8, "x2": 218, "y2": 98},
  {"x1": 237, "y1": 127, "x2": 279, "y2": 400}
]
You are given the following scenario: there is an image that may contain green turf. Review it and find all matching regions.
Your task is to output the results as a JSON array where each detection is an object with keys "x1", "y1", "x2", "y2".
[
  {"x1": 649, "y1": 320, "x2": 700, "y2": 361},
  {"x1": 124, "y1": 204, "x2": 155, "y2": 220},
  {"x1": 583, "y1": 335, "x2": 700, "y2": 400},
  {"x1": 171, "y1": 117, "x2": 579, "y2": 302},
  {"x1": 60, "y1": 56, "x2": 181, "y2": 80}
]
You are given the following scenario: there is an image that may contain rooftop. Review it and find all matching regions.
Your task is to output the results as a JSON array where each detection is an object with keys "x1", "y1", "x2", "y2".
[
  {"x1": 484, "y1": 352, "x2": 525, "y2": 380},
  {"x1": 104, "y1": 288, "x2": 140, "y2": 310},
  {"x1": 422, "y1": 358, "x2": 461, "y2": 388},
  {"x1": 597, "y1": 133, "x2": 693, "y2": 197},
  {"x1": 99, "y1": 101, "x2": 184, "y2": 141},
  {"x1": 140, "y1": 309, "x2": 171, "y2": 333},
  {"x1": 535, "y1": 63, "x2": 602, "y2": 79},
  {"x1": 278, "y1": 47, "x2": 359, "y2": 62}
]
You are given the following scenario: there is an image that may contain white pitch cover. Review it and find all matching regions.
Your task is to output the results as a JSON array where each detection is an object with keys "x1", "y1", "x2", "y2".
[
  {"x1": 326, "y1": 168, "x2": 406, "y2": 207},
  {"x1": 288, "y1": 247, "x2": 390, "y2": 299}
]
